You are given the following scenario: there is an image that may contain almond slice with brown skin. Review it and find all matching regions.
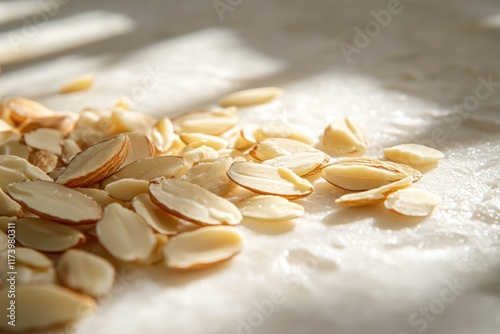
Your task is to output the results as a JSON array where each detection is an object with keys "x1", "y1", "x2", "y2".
[
  {"x1": 163, "y1": 226, "x2": 244, "y2": 270},
  {"x1": 149, "y1": 178, "x2": 243, "y2": 226},
  {"x1": 0, "y1": 284, "x2": 95, "y2": 333},
  {"x1": 6, "y1": 180, "x2": 102, "y2": 224},
  {"x1": 101, "y1": 155, "x2": 186, "y2": 187},
  {"x1": 4, "y1": 97, "x2": 53, "y2": 125},
  {"x1": 120, "y1": 132, "x2": 155, "y2": 167},
  {"x1": 56, "y1": 134, "x2": 130, "y2": 187}
]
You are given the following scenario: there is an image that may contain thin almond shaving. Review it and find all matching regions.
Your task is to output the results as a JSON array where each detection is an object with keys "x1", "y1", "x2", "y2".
[
  {"x1": 104, "y1": 178, "x2": 149, "y2": 201},
  {"x1": 172, "y1": 107, "x2": 238, "y2": 135},
  {"x1": 120, "y1": 132, "x2": 155, "y2": 167},
  {"x1": 249, "y1": 138, "x2": 319, "y2": 161},
  {"x1": 219, "y1": 87, "x2": 282, "y2": 108},
  {"x1": 322, "y1": 117, "x2": 367, "y2": 156},
  {"x1": 59, "y1": 75, "x2": 94, "y2": 94},
  {"x1": 237, "y1": 195, "x2": 304, "y2": 221},
  {"x1": 4, "y1": 97, "x2": 53, "y2": 125},
  {"x1": 0, "y1": 155, "x2": 52, "y2": 190},
  {"x1": 180, "y1": 132, "x2": 228, "y2": 150},
  {"x1": 0, "y1": 187, "x2": 23, "y2": 216},
  {"x1": 254, "y1": 123, "x2": 315, "y2": 145},
  {"x1": 182, "y1": 156, "x2": 235, "y2": 195},
  {"x1": 263, "y1": 151, "x2": 329, "y2": 176},
  {"x1": 28, "y1": 150, "x2": 59, "y2": 173},
  {"x1": 23, "y1": 128, "x2": 63, "y2": 155},
  {"x1": 384, "y1": 144, "x2": 445, "y2": 167},
  {"x1": 131, "y1": 194, "x2": 178, "y2": 235},
  {"x1": 384, "y1": 188, "x2": 442, "y2": 216}
]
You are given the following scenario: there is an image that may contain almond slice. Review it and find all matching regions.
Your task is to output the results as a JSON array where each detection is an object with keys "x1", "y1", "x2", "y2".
[
  {"x1": 335, "y1": 176, "x2": 413, "y2": 206},
  {"x1": 59, "y1": 74, "x2": 94, "y2": 94},
  {"x1": 219, "y1": 87, "x2": 282, "y2": 108},
  {"x1": 383, "y1": 144, "x2": 445, "y2": 167},
  {"x1": 150, "y1": 117, "x2": 175, "y2": 153},
  {"x1": 56, "y1": 134, "x2": 130, "y2": 187},
  {"x1": 73, "y1": 187, "x2": 123, "y2": 208},
  {"x1": 237, "y1": 195, "x2": 304, "y2": 221},
  {"x1": 120, "y1": 132, "x2": 155, "y2": 167},
  {"x1": 104, "y1": 178, "x2": 149, "y2": 201},
  {"x1": 182, "y1": 156, "x2": 235, "y2": 195},
  {"x1": 6, "y1": 180, "x2": 102, "y2": 224},
  {"x1": 322, "y1": 158, "x2": 422, "y2": 191},
  {"x1": 23, "y1": 128, "x2": 63, "y2": 155},
  {"x1": 254, "y1": 123, "x2": 315, "y2": 145},
  {"x1": 109, "y1": 108, "x2": 156, "y2": 134},
  {"x1": 136, "y1": 233, "x2": 168, "y2": 265},
  {"x1": 0, "y1": 155, "x2": 52, "y2": 190},
  {"x1": 179, "y1": 143, "x2": 220, "y2": 165},
  {"x1": 0, "y1": 139, "x2": 30, "y2": 160},
  {"x1": 0, "y1": 248, "x2": 56, "y2": 286},
  {"x1": 0, "y1": 284, "x2": 95, "y2": 332},
  {"x1": 163, "y1": 226, "x2": 244, "y2": 270},
  {"x1": 18, "y1": 112, "x2": 78, "y2": 136},
  {"x1": 16, "y1": 247, "x2": 53, "y2": 269},
  {"x1": 249, "y1": 138, "x2": 319, "y2": 161},
  {"x1": 179, "y1": 132, "x2": 229, "y2": 150},
  {"x1": 57, "y1": 249, "x2": 115, "y2": 298},
  {"x1": 101, "y1": 155, "x2": 186, "y2": 187},
  {"x1": 227, "y1": 162, "x2": 313, "y2": 199},
  {"x1": 149, "y1": 178, "x2": 243, "y2": 226},
  {"x1": 131, "y1": 194, "x2": 178, "y2": 235},
  {"x1": 384, "y1": 188, "x2": 442, "y2": 216},
  {"x1": 16, "y1": 218, "x2": 86, "y2": 252},
  {"x1": 61, "y1": 138, "x2": 82, "y2": 164},
  {"x1": 28, "y1": 150, "x2": 59, "y2": 173},
  {"x1": 96, "y1": 203, "x2": 156, "y2": 262},
  {"x1": 4, "y1": 97, "x2": 53, "y2": 125},
  {"x1": 0, "y1": 187, "x2": 23, "y2": 216},
  {"x1": 0, "y1": 119, "x2": 17, "y2": 145},
  {"x1": 322, "y1": 117, "x2": 367, "y2": 156},
  {"x1": 262, "y1": 151, "x2": 329, "y2": 176},
  {"x1": 172, "y1": 107, "x2": 238, "y2": 135}
]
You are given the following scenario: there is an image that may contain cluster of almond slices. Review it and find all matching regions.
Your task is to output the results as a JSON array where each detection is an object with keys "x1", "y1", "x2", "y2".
[{"x1": 0, "y1": 86, "x2": 444, "y2": 332}]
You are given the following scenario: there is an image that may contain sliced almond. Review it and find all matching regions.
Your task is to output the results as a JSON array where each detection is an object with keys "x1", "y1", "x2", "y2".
[
  {"x1": 0, "y1": 138, "x2": 30, "y2": 160},
  {"x1": 182, "y1": 156, "x2": 235, "y2": 195},
  {"x1": 150, "y1": 117, "x2": 175, "y2": 153},
  {"x1": 48, "y1": 167, "x2": 65, "y2": 180},
  {"x1": 263, "y1": 151, "x2": 329, "y2": 176},
  {"x1": 219, "y1": 87, "x2": 282, "y2": 108},
  {"x1": 0, "y1": 284, "x2": 95, "y2": 332},
  {"x1": 163, "y1": 226, "x2": 244, "y2": 270},
  {"x1": 59, "y1": 74, "x2": 94, "y2": 94},
  {"x1": 322, "y1": 117, "x2": 367, "y2": 156},
  {"x1": 120, "y1": 132, "x2": 155, "y2": 167},
  {"x1": 149, "y1": 178, "x2": 242, "y2": 226},
  {"x1": 0, "y1": 119, "x2": 17, "y2": 145},
  {"x1": 0, "y1": 155, "x2": 52, "y2": 190},
  {"x1": 18, "y1": 112, "x2": 78, "y2": 136},
  {"x1": 4, "y1": 97, "x2": 53, "y2": 125},
  {"x1": 234, "y1": 124, "x2": 259, "y2": 150},
  {"x1": 60, "y1": 138, "x2": 82, "y2": 164},
  {"x1": 17, "y1": 247, "x2": 53, "y2": 269},
  {"x1": 227, "y1": 162, "x2": 313, "y2": 199},
  {"x1": 384, "y1": 188, "x2": 442, "y2": 216},
  {"x1": 56, "y1": 134, "x2": 130, "y2": 187},
  {"x1": 335, "y1": 176, "x2": 413, "y2": 206},
  {"x1": 104, "y1": 178, "x2": 149, "y2": 201},
  {"x1": 254, "y1": 123, "x2": 315, "y2": 145},
  {"x1": 0, "y1": 187, "x2": 23, "y2": 216},
  {"x1": 179, "y1": 143, "x2": 220, "y2": 166},
  {"x1": 73, "y1": 187, "x2": 123, "y2": 208},
  {"x1": 57, "y1": 249, "x2": 115, "y2": 298},
  {"x1": 180, "y1": 132, "x2": 229, "y2": 150},
  {"x1": 136, "y1": 234, "x2": 168, "y2": 265},
  {"x1": 101, "y1": 155, "x2": 186, "y2": 187},
  {"x1": 96, "y1": 203, "x2": 156, "y2": 262},
  {"x1": 16, "y1": 217, "x2": 86, "y2": 252},
  {"x1": 0, "y1": 248, "x2": 56, "y2": 286},
  {"x1": 172, "y1": 107, "x2": 238, "y2": 135},
  {"x1": 109, "y1": 108, "x2": 156, "y2": 135},
  {"x1": 131, "y1": 194, "x2": 178, "y2": 235},
  {"x1": 23, "y1": 128, "x2": 63, "y2": 155},
  {"x1": 6, "y1": 180, "x2": 102, "y2": 224},
  {"x1": 237, "y1": 195, "x2": 304, "y2": 221},
  {"x1": 322, "y1": 158, "x2": 422, "y2": 191},
  {"x1": 249, "y1": 138, "x2": 319, "y2": 161},
  {"x1": 384, "y1": 144, "x2": 445, "y2": 167},
  {"x1": 28, "y1": 150, "x2": 59, "y2": 173}
]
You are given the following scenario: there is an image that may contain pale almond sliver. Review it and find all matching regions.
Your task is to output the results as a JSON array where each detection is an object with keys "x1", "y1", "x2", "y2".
[
  {"x1": 172, "y1": 107, "x2": 238, "y2": 135},
  {"x1": 131, "y1": 194, "x2": 178, "y2": 235},
  {"x1": 262, "y1": 151, "x2": 329, "y2": 176},
  {"x1": 23, "y1": 128, "x2": 63, "y2": 155},
  {"x1": 249, "y1": 138, "x2": 319, "y2": 161},
  {"x1": 384, "y1": 144, "x2": 445, "y2": 167},
  {"x1": 384, "y1": 188, "x2": 442, "y2": 216},
  {"x1": 104, "y1": 178, "x2": 149, "y2": 201},
  {"x1": 237, "y1": 195, "x2": 304, "y2": 221},
  {"x1": 219, "y1": 87, "x2": 282, "y2": 108}
]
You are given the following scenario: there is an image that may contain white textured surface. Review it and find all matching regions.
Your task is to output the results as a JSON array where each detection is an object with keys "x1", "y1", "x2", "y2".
[{"x1": 1, "y1": 0, "x2": 499, "y2": 334}]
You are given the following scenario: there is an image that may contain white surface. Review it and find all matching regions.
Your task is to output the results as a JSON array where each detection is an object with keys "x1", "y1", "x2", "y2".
[{"x1": 1, "y1": 0, "x2": 499, "y2": 334}]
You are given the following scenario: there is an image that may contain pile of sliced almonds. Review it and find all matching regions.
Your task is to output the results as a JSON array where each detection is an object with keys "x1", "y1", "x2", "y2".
[{"x1": 0, "y1": 86, "x2": 444, "y2": 332}]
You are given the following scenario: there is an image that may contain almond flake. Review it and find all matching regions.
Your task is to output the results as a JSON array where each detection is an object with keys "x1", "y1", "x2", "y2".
[
  {"x1": 234, "y1": 124, "x2": 259, "y2": 150},
  {"x1": 73, "y1": 187, "x2": 123, "y2": 208},
  {"x1": 101, "y1": 155, "x2": 186, "y2": 187},
  {"x1": 60, "y1": 138, "x2": 82, "y2": 164},
  {"x1": 7, "y1": 180, "x2": 102, "y2": 224},
  {"x1": 0, "y1": 155, "x2": 52, "y2": 190},
  {"x1": 136, "y1": 234, "x2": 168, "y2": 265},
  {"x1": 0, "y1": 139, "x2": 30, "y2": 160},
  {"x1": 182, "y1": 156, "x2": 235, "y2": 195},
  {"x1": 18, "y1": 112, "x2": 78, "y2": 136},
  {"x1": 150, "y1": 117, "x2": 175, "y2": 153},
  {"x1": 322, "y1": 117, "x2": 367, "y2": 156},
  {"x1": 56, "y1": 134, "x2": 130, "y2": 187},
  {"x1": 110, "y1": 109, "x2": 157, "y2": 135},
  {"x1": 28, "y1": 150, "x2": 59, "y2": 173},
  {"x1": 0, "y1": 119, "x2": 17, "y2": 145},
  {"x1": 254, "y1": 123, "x2": 315, "y2": 145},
  {"x1": 249, "y1": 138, "x2": 319, "y2": 161},
  {"x1": 180, "y1": 132, "x2": 229, "y2": 150},
  {"x1": 149, "y1": 178, "x2": 243, "y2": 226},
  {"x1": 17, "y1": 247, "x2": 53, "y2": 269},
  {"x1": 179, "y1": 143, "x2": 220, "y2": 165},
  {"x1": 104, "y1": 178, "x2": 149, "y2": 201},
  {"x1": 384, "y1": 144, "x2": 445, "y2": 167},
  {"x1": 226, "y1": 162, "x2": 313, "y2": 199},
  {"x1": 237, "y1": 195, "x2": 304, "y2": 221},
  {"x1": 16, "y1": 217, "x2": 86, "y2": 252},
  {"x1": 0, "y1": 248, "x2": 56, "y2": 286},
  {"x1": 219, "y1": 87, "x2": 282, "y2": 108},
  {"x1": 120, "y1": 132, "x2": 155, "y2": 167},
  {"x1": 96, "y1": 203, "x2": 156, "y2": 262},
  {"x1": 384, "y1": 188, "x2": 441, "y2": 216},
  {"x1": 131, "y1": 194, "x2": 178, "y2": 235},
  {"x1": 57, "y1": 249, "x2": 115, "y2": 298},
  {"x1": 59, "y1": 75, "x2": 94, "y2": 94},
  {"x1": 172, "y1": 107, "x2": 238, "y2": 135},
  {"x1": 0, "y1": 187, "x2": 23, "y2": 216},
  {"x1": 23, "y1": 128, "x2": 63, "y2": 155},
  {"x1": 0, "y1": 284, "x2": 95, "y2": 332},
  {"x1": 322, "y1": 158, "x2": 422, "y2": 191},
  {"x1": 4, "y1": 97, "x2": 53, "y2": 125},
  {"x1": 335, "y1": 176, "x2": 413, "y2": 206},
  {"x1": 163, "y1": 226, "x2": 244, "y2": 270},
  {"x1": 262, "y1": 151, "x2": 329, "y2": 176}
]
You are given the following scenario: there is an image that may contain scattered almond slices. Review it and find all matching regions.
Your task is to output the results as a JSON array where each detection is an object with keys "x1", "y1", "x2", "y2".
[
  {"x1": 104, "y1": 178, "x2": 149, "y2": 201},
  {"x1": 172, "y1": 107, "x2": 238, "y2": 135},
  {"x1": 149, "y1": 178, "x2": 243, "y2": 226},
  {"x1": 322, "y1": 158, "x2": 422, "y2": 191},
  {"x1": 237, "y1": 195, "x2": 304, "y2": 221},
  {"x1": 100, "y1": 155, "x2": 186, "y2": 187},
  {"x1": 249, "y1": 138, "x2": 320, "y2": 161},
  {"x1": 227, "y1": 162, "x2": 313, "y2": 199},
  {"x1": 73, "y1": 187, "x2": 123, "y2": 208},
  {"x1": 0, "y1": 284, "x2": 96, "y2": 333},
  {"x1": 3, "y1": 97, "x2": 53, "y2": 125},
  {"x1": 56, "y1": 134, "x2": 130, "y2": 187},
  {"x1": 383, "y1": 144, "x2": 445, "y2": 167},
  {"x1": 0, "y1": 187, "x2": 23, "y2": 216},
  {"x1": 28, "y1": 150, "x2": 59, "y2": 173},
  {"x1": 23, "y1": 128, "x2": 63, "y2": 155},
  {"x1": 179, "y1": 143, "x2": 219, "y2": 166},
  {"x1": 18, "y1": 112, "x2": 78, "y2": 136},
  {"x1": 96, "y1": 203, "x2": 156, "y2": 262},
  {"x1": 163, "y1": 226, "x2": 244, "y2": 270},
  {"x1": 120, "y1": 132, "x2": 155, "y2": 167},
  {"x1": 384, "y1": 188, "x2": 442, "y2": 216},
  {"x1": 322, "y1": 117, "x2": 367, "y2": 156},
  {"x1": 234, "y1": 124, "x2": 259, "y2": 150},
  {"x1": 131, "y1": 194, "x2": 178, "y2": 235},
  {"x1": 0, "y1": 155, "x2": 52, "y2": 191},
  {"x1": 16, "y1": 218, "x2": 86, "y2": 252},
  {"x1": 262, "y1": 151, "x2": 329, "y2": 176},
  {"x1": 59, "y1": 74, "x2": 94, "y2": 94},
  {"x1": 57, "y1": 249, "x2": 115, "y2": 298},
  {"x1": 6, "y1": 180, "x2": 102, "y2": 225},
  {"x1": 0, "y1": 248, "x2": 56, "y2": 286},
  {"x1": 17, "y1": 247, "x2": 53, "y2": 269},
  {"x1": 218, "y1": 87, "x2": 282, "y2": 108},
  {"x1": 150, "y1": 117, "x2": 175, "y2": 153},
  {"x1": 182, "y1": 156, "x2": 235, "y2": 196},
  {"x1": 180, "y1": 132, "x2": 229, "y2": 150},
  {"x1": 335, "y1": 176, "x2": 413, "y2": 206},
  {"x1": 254, "y1": 122, "x2": 316, "y2": 145}
]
